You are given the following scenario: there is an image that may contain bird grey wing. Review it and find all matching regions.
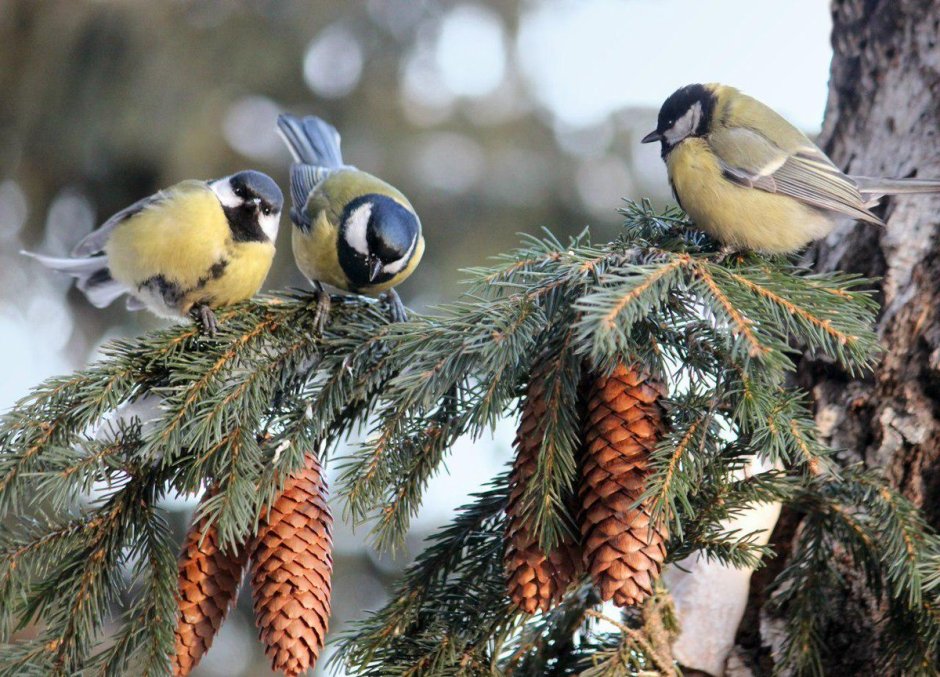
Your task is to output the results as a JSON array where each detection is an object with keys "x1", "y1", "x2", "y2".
[
  {"x1": 288, "y1": 163, "x2": 356, "y2": 231},
  {"x1": 718, "y1": 161, "x2": 779, "y2": 192},
  {"x1": 288, "y1": 163, "x2": 331, "y2": 227},
  {"x1": 709, "y1": 126, "x2": 882, "y2": 225},
  {"x1": 707, "y1": 126, "x2": 788, "y2": 192},
  {"x1": 70, "y1": 191, "x2": 167, "y2": 257},
  {"x1": 772, "y1": 150, "x2": 884, "y2": 225}
]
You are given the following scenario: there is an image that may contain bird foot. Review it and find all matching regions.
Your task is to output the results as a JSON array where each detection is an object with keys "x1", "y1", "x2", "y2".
[
  {"x1": 379, "y1": 289, "x2": 408, "y2": 323},
  {"x1": 714, "y1": 246, "x2": 748, "y2": 265},
  {"x1": 192, "y1": 304, "x2": 218, "y2": 337},
  {"x1": 312, "y1": 286, "x2": 331, "y2": 334}
]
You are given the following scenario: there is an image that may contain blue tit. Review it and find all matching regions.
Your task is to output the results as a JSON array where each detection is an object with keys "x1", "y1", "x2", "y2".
[
  {"x1": 276, "y1": 113, "x2": 424, "y2": 324},
  {"x1": 642, "y1": 83, "x2": 940, "y2": 253},
  {"x1": 23, "y1": 170, "x2": 282, "y2": 334}
]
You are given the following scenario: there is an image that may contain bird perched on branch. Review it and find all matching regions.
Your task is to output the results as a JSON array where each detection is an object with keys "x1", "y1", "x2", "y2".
[
  {"x1": 23, "y1": 171, "x2": 282, "y2": 335},
  {"x1": 642, "y1": 83, "x2": 940, "y2": 253},
  {"x1": 276, "y1": 113, "x2": 424, "y2": 326}
]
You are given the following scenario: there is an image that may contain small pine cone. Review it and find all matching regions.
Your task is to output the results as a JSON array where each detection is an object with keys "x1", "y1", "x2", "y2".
[
  {"x1": 505, "y1": 369, "x2": 581, "y2": 614},
  {"x1": 171, "y1": 499, "x2": 250, "y2": 676},
  {"x1": 251, "y1": 453, "x2": 333, "y2": 676},
  {"x1": 581, "y1": 362, "x2": 668, "y2": 607}
]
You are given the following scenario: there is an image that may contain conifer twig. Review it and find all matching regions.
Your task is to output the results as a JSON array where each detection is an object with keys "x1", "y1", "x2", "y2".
[{"x1": 0, "y1": 202, "x2": 934, "y2": 675}]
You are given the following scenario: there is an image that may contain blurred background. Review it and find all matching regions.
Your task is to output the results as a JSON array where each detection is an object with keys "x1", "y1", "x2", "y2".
[{"x1": 0, "y1": 1, "x2": 832, "y2": 674}]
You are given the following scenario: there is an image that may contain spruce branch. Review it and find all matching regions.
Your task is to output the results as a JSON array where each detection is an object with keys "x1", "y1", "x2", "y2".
[
  {"x1": 581, "y1": 607, "x2": 675, "y2": 677},
  {"x1": 1, "y1": 202, "x2": 935, "y2": 676},
  {"x1": 524, "y1": 329, "x2": 582, "y2": 551},
  {"x1": 91, "y1": 501, "x2": 176, "y2": 676}
]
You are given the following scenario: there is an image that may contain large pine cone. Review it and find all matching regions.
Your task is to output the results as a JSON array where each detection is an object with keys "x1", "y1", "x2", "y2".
[
  {"x1": 251, "y1": 453, "x2": 333, "y2": 676},
  {"x1": 505, "y1": 368, "x2": 581, "y2": 613},
  {"x1": 171, "y1": 499, "x2": 250, "y2": 676},
  {"x1": 581, "y1": 362, "x2": 668, "y2": 607}
]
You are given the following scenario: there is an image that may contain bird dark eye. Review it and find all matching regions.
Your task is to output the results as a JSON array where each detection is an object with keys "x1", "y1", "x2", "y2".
[
  {"x1": 234, "y1": 186, "x2": 247, "y2": 198},
  {"x1": 261, "y1": 206, "x2": 271, "y2": 216}
]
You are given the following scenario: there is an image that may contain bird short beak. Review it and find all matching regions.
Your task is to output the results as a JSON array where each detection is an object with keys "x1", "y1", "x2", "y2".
[
  {"x1": 250, "y1": 197, "x2": 261, "y2": 211},
  {"x1": 369, "y1": 257, "x2": 383, "y2": 283},
  {"x1": 641, "y1": 130, "x2": 663, "y2": 144}
]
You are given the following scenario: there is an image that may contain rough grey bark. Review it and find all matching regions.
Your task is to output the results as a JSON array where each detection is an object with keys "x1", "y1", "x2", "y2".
[
  {"x1": 813, "y1": 0, "x2": 940, "y2": 519},
  {"x1": 739, "y1": 1, "x2": 940, "y2": 674}
]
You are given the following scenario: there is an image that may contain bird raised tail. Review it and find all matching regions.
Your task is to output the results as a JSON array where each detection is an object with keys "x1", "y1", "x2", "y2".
[
  {"x1": 276, "y1": 114, "x2": 348, "y2": 229},
  {"x1": 276, "y1": 114, "x2": 344, "y2": 169},
  {"x1": 854, "y1": 175, "x2": 940, "y2": 200},
  {"x1": 21, "y1": 251, "x2": 127, "y2": 308}
]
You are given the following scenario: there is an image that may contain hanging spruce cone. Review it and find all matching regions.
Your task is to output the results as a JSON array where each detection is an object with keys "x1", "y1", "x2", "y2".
[
  {"x1": 171, "y1": 498, "x2": 250, "y2": 676},
  {"x1": 581, "y1": 361, "x2": 668, "y2": 607},
  {"x1": 251, "y1": 453, "x2": 333, "y2": 676},
  {"x1": 505, "y1": 367, "x2": 581, "y2": 614}
]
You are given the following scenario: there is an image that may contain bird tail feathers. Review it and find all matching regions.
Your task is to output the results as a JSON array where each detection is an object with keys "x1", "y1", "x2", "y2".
[
  {"x1": 855, "y1": 176, "x2": 940, "y2": 198},
  {"x1": 22, "y1": 251, "x2": 127, "y2": 309},
  {"x1": 276, "y1": 114, "x2": 344, "y2": 169}
]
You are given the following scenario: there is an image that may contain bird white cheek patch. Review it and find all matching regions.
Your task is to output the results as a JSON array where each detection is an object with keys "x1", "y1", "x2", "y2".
[
  {"x1": 209, "y1": 178, "x2": 241, "y2": 208},
  {"x1": 382, "y1": 234, "x2": 418, "y2": 275},
  {"x1": 664, "y1": 101, "x2": 703, "y2": 146},
  {"x1": 260, "y1": 212, "x2": 280, "y2": 242},
  {"x1": 343, "y1": 203, "x2": 372, "y2": 256}
]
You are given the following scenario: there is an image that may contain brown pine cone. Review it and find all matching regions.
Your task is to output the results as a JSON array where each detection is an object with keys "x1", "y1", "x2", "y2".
[
  {"x1": 171, "y1": 498, "x2": 250, "y2": 676},
  {"x1": 581, "y1": 361, "x2": 668, "y2": 607},
  {"x1": 251, "y1": 453, "x2": 333, "y2": 676},
  {"x1": 505, "y1": 367, "x2": 581, "y2": 614}
]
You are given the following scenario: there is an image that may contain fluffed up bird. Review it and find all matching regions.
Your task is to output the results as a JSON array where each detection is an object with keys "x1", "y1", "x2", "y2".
[
  {"x1": 641, "y1": 83, "x2": 940, "y2": 253},
  {"x1": 23, "y1": 171, "x2": 283, "y2": 335},
  {"x1": 276, "y1": 113, "x2": 424, "y2": 325}
]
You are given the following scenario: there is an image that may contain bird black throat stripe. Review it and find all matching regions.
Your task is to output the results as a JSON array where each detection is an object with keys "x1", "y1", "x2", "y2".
[{"x1": 223, "y1": 205, "x2": 268, "y2": 243}]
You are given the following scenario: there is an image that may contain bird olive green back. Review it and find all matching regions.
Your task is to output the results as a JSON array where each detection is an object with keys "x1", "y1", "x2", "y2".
[
  {"x1": 703, "y1": 84, "x2": 878, "y2": 224},
  {"x1": 306, "y1": 169, "x2": 415, "y2": 227},
  {"x1": 708, "y1": 83, "x2": 816, "y2": 153}
]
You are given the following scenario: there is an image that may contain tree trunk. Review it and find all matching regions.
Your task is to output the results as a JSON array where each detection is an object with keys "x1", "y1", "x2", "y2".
[
  {"x1": 812, "y1": 0, "x2": 940, "y2": 516},
  {"x1": 740, "y1": 1, "x2": 940, "y2": 674}
]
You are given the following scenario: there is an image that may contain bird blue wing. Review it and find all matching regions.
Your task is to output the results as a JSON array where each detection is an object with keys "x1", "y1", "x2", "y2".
[{"x1": 289, "y1": 164, "x2": 338, "y2": 231}]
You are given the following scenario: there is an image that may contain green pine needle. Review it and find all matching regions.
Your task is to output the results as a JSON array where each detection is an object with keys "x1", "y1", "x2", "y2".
[{"x1": 0, "y1": 203, "x2": 933, "y2": 675}]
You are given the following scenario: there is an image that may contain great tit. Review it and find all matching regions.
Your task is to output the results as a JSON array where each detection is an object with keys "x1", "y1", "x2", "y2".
[
  {"x1": 24, "y1": 171, "x2": 282, "y2": 334},
  {"x1": 641, "y1": 83, "x2": 940, "y2": 253},
  {"x1": 276, "y1": 113, "x2": 424, "y2": 324}
]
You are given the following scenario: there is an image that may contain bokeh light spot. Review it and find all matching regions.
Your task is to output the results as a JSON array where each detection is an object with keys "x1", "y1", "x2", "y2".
[
  {"x1": 223, "y1": 96, "x2": 286, "y2": 161},
  {"x1": 400, "y1": 39, "x2": 456, "y2": 125},
  {"x1": 410, "y1": 132, "x2": 485, "y2": 194},
  {"x1": 576, "y1": 155, "x2": 634, "y2": 219},
  {"x1": 435, "y1": 4, "x2": 507, "y2": 97},
  {"x1": 303, "y1": 25, "x2": 364, "y2": 99},
  {"x1": 43, "y1": 189, "x2": 95, "y2": 255}
]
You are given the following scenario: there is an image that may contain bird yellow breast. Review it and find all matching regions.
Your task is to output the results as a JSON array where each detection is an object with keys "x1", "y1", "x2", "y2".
[
  {"x1": 667, "y1": 139, "x2": 835, "y2": 253},
  {"x1": 184, "y1": 241, "x2": 275, "y2": 310},
  {"x1": 105, "y1": 182, "x2": 274, "y2": 315},
  {"x1": 292, "y1": 212, "x2": 348, "y2": 291}
]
